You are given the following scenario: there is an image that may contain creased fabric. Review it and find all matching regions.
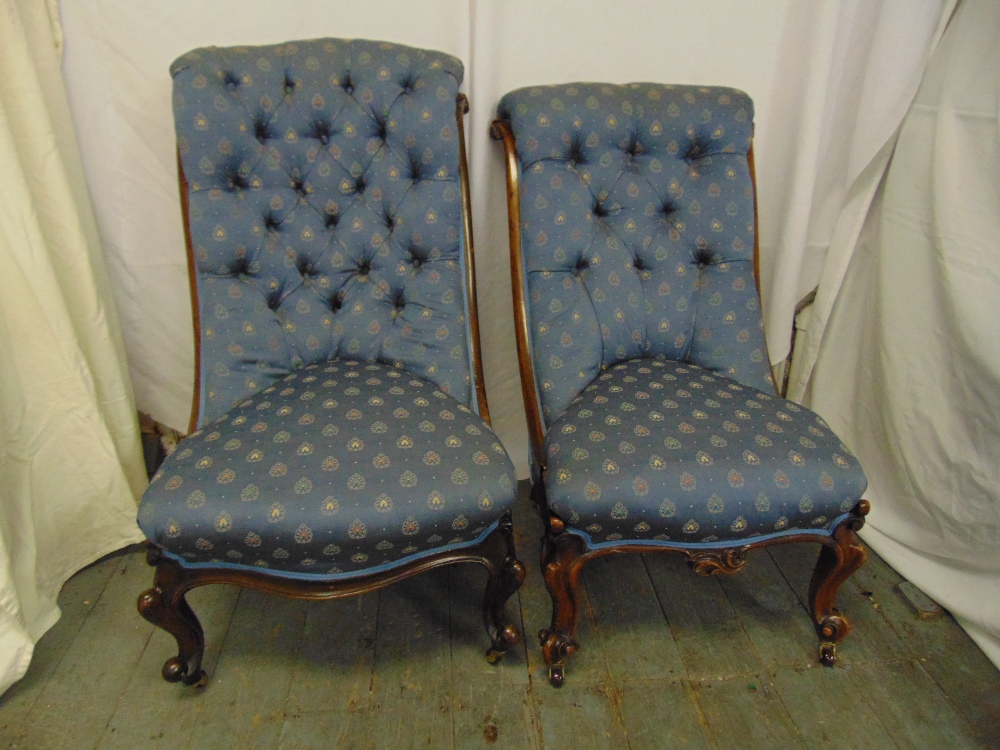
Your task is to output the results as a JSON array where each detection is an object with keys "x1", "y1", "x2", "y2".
[
  {"x1": 0, "y1": 0, "x2": 145, "y2": 696},
  {"x1": 794, "y1": 0, "x2": 1000, "y2": 668}
]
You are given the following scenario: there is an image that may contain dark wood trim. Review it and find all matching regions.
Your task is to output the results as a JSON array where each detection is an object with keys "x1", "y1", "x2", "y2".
[
  {"x1": 489, "y1": 119, "x2": 547, "y2": 470},
  {"x1": 455, "y1": 94, "x2": 491, "y2": 424},
  {"x1": 177, "y1": 152, "x2": 201, "y2": 436},
  {"x1": 138, "y1": 512, "x2": 524, "y2": 685},
  {"x1": 535, "y1": 479, "x2": 870, "y2": 687},
  {"x1": 747, "y1": 145, "x2": 779, "y2": 394}
]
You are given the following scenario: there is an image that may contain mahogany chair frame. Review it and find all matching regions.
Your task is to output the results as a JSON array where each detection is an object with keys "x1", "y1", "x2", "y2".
[
  {"x1": 138, "y1": 96, "x2": 525, "y2": 686},
  {"x1": 490, "y1": 118, "x2": 868, "y2": 688}
]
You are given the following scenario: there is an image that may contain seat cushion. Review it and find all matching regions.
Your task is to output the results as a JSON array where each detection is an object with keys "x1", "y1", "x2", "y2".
[
  {"x1": 543, "y1": 358, "x2": 867, "y2": 548},
  {"x1": 139, "y1": 360, "x2": 516, "y2": 578}
]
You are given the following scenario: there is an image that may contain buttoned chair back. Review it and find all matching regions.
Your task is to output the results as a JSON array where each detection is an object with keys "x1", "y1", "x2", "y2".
[
  {"x1": 492, "y1": 83, "x2": 869, "y2": 687},
  {"x1": 173, "y1": 39, "x2": 482, "y2": 427},
  {"x1": 136, "y1": 39, "x2": 523, "y2": 687},
  {"x1": 497, "y1": 84, "x2": 772, "y2": 445}
]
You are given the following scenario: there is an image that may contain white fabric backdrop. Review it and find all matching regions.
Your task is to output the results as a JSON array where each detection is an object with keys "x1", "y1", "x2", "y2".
[
  {"x1": 789, "y1": 0, "x2": 1000, "y2": 668},
  {"x1": 0, "y1": 0, "x2": 145, "y2": 696}
]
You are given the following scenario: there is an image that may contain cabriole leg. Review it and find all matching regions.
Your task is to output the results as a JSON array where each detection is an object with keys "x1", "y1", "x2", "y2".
[
  {"x1": 538, "y1": 516, "x2": 587, "y2": 687},
  {"x1": 482, "y1": 514, "x2": 526, "y2": 664},
  {"x1": 808, "y1": 500, "x2": 870, "y2": 666},
  {"x1": 137, "y1": 546, "x2": 207, "y2": 686}
]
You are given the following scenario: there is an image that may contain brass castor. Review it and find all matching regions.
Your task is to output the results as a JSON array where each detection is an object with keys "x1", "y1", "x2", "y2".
[
  {"x1": 548, "y1": 665, "x2": 565, "y2": 688},
  {"x1": 819, "y1": 642, "x2": 837, "y2": 667}
]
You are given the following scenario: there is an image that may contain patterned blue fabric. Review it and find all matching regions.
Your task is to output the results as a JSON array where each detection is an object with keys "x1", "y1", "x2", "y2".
[
  {"x1": 544, "y1": 359, "x2": 867, "y2": 547},
  {"x1": 172, "y1": 39, "x2": 473, "y2": 425},
  {"x1": 140, "y1": 361, "x2": 516, "y2": 577},
  {"x1": 140, "y1": 39, "x2": 518, "y2": 581},
  {"x1": 496, "y1": 84, "x2": 773, "y2": 428}
]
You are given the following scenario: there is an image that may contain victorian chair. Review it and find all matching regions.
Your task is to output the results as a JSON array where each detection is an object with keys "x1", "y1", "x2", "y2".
[
  {"x1": 491, "y1": 83, "x2": 869, "y2": 687},
  {"x1": 137, "y1": 38, "x2": 525, "y2": 686}
]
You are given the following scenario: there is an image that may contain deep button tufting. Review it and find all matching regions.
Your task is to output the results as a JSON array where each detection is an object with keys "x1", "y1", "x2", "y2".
[
  {"x1": 496, "y1": 82, "x2": 775, "y2": 421},
  {"x1": 252, "y1": 114, "x2": 273, "y2": 144},
  {"x1": 176, "y1": 39, "x2": 473, "y2": 422},
  {"x1": 328, "y1": 292, "x2": 344, "y2": 312},
  {"x1": 225, "y1": 169, "x2": 250, "y2": 192},
  {"x1": 410, "y1": 248, "x2": 425, "y2": 268},
  {"x1": 573, "y1": 256, "x2": 589, "y2": 274},
  {"x1": 356, "y1": 257, "x2": 372, "y2": 277},
  {"x1": 265, "y1": 288, "x2": 283, "y2": 311},
  {"x1": 310, "y1": 119, "x2": 334, "y2": 145},
  {"x1": 263, "y1": 212, "x2": 282, "y2": 232},
  {"x1": 291, "y1": 176, "x2": 308, "y2": 196},
  {"x1": 660, "y1": 199, "x2": 678, "y2": 218},
  {"x1": 624, "y1": 134, "x2": 643, "y2": 158},
  {"x1": 695, "y1": 248, "x2": 714, "y2": 268},
  {"x1": 391, "y1": 290, "x2": 406, "y2": 314},
  {"x1": 229, "y1": 256, "x2": 251, "y2": 277},
  {"x1": 408, "y1": 154, "x2": 425, "y2": 181},
  {"x1": 684, "y1": 137, "x2": 711, "y2": 163},
  {"x1": 295, "y1": 256, "x2": 317, "y2": 277}
]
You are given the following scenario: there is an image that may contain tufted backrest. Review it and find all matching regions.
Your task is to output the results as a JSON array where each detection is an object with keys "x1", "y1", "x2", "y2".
[
  {"x1": 172, "y1": 39, "x2": 475, "y2": 427},
  {"x1": 496, "y1": 83, "x2": 774, "y2": 429}
]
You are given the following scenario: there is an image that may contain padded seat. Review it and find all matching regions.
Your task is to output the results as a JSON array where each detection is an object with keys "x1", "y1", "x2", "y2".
[
  {"x1": 140, "y1": 361, "x2": 516, "y2": 578},
  {"x1": 544, "y1": 358, "x2": 866, "y2": 547}
]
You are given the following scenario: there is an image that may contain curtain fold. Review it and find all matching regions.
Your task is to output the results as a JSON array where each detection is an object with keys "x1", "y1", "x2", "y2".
[
  {"x1": 791, "y1": 0, "x2": 1000, "y2": 668},
  {"x1": 0, "y1": 0, "x2": 146, "y2": 696}
]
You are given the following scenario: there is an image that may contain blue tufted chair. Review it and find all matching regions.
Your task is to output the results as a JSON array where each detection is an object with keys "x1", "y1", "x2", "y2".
[
  {"x1": 491, "y1": 83, "x2": 869, "y2": 687},
  {"x1": 136, "y1": 38, "x2": 525, "y2": 686}
]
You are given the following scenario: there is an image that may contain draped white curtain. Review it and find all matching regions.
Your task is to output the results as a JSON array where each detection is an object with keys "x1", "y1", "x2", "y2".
[
  {"x1": 789, "y1": 0, "x2": 1000, "y2": 668},
  {"x1": 0, "y1": 0, "x2": 146, "y2": 696}
]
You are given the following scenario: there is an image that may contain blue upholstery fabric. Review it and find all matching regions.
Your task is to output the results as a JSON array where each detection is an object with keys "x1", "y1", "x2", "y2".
[
  {"x1": 544, "y1": 359, "x2": 867, "y2": 547},
  {"x1": 496, "y1": 84, "x2": 773, "y2": 427},
  {"x1": 140, "y1": 39, "x2": 518, "y2": 581},
  {"x1": 140, "y1": 361, "x2": 516, "y2": 577},
  {"x1": 172, "y1": 39, "x2": 473, "y2": 425}
]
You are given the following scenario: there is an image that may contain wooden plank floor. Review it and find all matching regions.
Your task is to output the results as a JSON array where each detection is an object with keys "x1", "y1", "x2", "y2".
[{"x1": 3, "y1": 481, "x2": 998, "y2": 749}]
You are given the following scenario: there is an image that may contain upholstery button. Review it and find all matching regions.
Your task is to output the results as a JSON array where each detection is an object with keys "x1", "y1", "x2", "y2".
[
  {"x1": 340, "y1": 74, "x2": 355, "y2": 95},
  {"x1": 695, "y1": 249, "x2": 713, "y2": 268},
  {"x1": 222, "y1": 70, "x2": 240, "y2": 90},
  {"x1": 253, "y1": 115, "x2": 272, "y2": 144},
  {"x1": 264, "y1": 213, "x2": 281, "y2": 232},
  {"x1": 354, "y1": 176, "x2": 366, "y2": 194},
  {"x1": 324, "y1": 212, "x2": 340, "y2": 231}
]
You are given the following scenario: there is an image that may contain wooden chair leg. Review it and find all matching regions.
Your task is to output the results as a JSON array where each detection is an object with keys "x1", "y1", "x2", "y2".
[
  {"x1": 483, "y1": 513, "x2": 526, "y2": 664},
  {"x1": 137, "y1": 546, "x2": 206, "y2": 685},
  {"x1": 538, "y1": 508, "x2": 588, "y2": 687},
  {"x1": 808, "y1": 500, "x2": 870, "y2": 665}
]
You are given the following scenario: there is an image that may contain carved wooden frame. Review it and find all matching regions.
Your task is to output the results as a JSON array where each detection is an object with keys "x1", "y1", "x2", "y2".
[
  {"x1": 138, "y1": 95, "x2": 525, "y2": 686},
  {"x1": 490, "y1": 116, "x2": 869, "y2": 687}
]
